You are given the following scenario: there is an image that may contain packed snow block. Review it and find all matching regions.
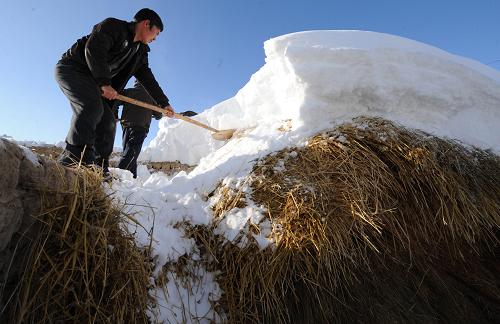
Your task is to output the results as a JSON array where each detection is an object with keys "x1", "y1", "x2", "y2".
[{"x1": 143, "y1": 31, "x2": 500, "y2": 166}]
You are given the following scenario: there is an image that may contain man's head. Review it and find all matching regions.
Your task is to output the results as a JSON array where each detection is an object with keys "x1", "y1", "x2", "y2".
[{"x1": 133, "y1": 8, "x2": 164, "y2": 44}]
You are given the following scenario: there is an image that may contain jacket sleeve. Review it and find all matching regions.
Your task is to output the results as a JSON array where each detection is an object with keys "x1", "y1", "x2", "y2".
[
  {"x1": 134, "y1": 54, "x2": 170, "y2": 107},
  {"x1": 84, "y1": 18, "x2": 117, "y2": 87}
]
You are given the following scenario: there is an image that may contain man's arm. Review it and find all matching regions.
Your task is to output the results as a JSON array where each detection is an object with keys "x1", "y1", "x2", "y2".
[
  {"x1": 136, "y1": 87, "x2": 163, "y2": 119},
  {"x1": 134, "y1": 55, "x2": 174, "y2": 117}
]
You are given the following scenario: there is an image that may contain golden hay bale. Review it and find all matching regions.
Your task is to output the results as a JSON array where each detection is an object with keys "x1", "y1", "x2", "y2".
[
  {"x1": 4, "y1": 166, "x2": 154, "y2": 323},
  {"x1": 190, "y1": 117, "x2": 500, "y2": 323}
]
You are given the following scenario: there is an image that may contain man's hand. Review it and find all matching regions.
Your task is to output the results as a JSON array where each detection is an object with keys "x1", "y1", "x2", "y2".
[
  {"x1": 163, "y1": 105, "x2": 175, "y2": 118},
  {"x1": 101, "y1": 85, "x2": 118, "y2": 100}
]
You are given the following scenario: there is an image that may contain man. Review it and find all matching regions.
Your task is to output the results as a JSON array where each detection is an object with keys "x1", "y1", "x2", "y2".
[
  {"x1": 55, "y1": 8, "x2": 174, "y2": 174},
  {"x1": 118, "y1": 80, "x2": 197, "y2": 178}
]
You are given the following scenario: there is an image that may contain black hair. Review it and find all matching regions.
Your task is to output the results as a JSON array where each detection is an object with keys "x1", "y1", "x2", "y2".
[{"x1": 134, "y1": 8, "x2": 164, "y2": 32}]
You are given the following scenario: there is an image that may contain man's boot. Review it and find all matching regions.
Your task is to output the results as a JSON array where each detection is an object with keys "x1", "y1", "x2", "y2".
[{"x1": 59, "y1": 143, "x2": 95, "y2": 167}]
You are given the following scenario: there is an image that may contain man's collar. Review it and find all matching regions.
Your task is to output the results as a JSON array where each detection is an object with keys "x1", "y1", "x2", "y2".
[
  {"x1": 128, "y1": 21, "x2": 150, "y2": 52},
  {"x1": 127, "y1": 21, "x2": 136, "y2": 42}
]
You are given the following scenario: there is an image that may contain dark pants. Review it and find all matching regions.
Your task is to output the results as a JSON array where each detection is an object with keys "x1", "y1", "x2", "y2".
[
  {"x1": 55, "y1": 61, "x2": 116, "y2": 169},
  {"x1": 118, "y1": 126, "x2": 148, "y2": 178}
]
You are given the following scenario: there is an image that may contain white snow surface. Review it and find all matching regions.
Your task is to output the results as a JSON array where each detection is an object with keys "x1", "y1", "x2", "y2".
[
  {"x1": 108, "y1": 31, "x2": 500, "y2": 323},
  {"x1": 141, "y1": 30, "x2": 500, "y2": 165}
]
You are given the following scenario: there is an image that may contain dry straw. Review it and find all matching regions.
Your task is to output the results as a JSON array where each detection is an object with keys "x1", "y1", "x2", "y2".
[
  {"x1": 5, "y1": 166, "x2": 154, "y2": 323},
  {"x1": 189, "y1": 117, "x2": 500, "y2": 323}
]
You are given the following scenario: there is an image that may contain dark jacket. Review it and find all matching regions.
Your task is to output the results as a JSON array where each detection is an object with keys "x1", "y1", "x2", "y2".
[
  {"x1": 120, "y1": 83, "x2": 161, "y2": 129},
  {"x1": 60, "y1": 17, "x2": 169, "y2": 107}
]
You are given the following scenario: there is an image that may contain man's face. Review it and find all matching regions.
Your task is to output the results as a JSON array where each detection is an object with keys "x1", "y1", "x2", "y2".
[{"x1": 138, "y1": 20, "x2": 161, "y2": 44}]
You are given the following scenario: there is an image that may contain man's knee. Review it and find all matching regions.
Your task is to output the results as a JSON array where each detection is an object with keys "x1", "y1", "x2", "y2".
[
  {"x1": 67, "y1": 97, "x2": 106, "y2": 145},
  {"x1": 127, "y1": 127, "x2": 148, "y2": 143}
]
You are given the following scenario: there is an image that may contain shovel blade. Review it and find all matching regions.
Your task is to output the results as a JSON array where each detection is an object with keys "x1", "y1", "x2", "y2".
[{"x1": 211, "y1": 129, "x2": 236, "y2": 141}]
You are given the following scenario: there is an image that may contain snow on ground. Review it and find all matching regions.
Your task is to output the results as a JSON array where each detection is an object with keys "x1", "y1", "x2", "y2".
[{"x1": 108, "y1": 30, "x2": 500, "y2": 322}]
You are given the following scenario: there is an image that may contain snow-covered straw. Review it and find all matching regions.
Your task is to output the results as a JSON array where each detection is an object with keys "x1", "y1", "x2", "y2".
[{"x1": 108, "y1": 30, "x2": 500, "y2": 323}]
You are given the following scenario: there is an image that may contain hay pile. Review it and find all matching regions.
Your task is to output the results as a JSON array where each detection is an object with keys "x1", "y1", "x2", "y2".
[
  {"x1": 190, "y1": 117, "x2": 500, "y2": 323},
  {"x1": 3, "y1": 167, "x2": 154, "y2": 323}
]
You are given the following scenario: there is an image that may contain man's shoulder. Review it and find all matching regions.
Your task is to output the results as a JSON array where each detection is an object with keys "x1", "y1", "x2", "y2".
[
  {"x1": 100, "y1": 17, "x2": 127, "y2": 25},
  {"x1": 96, "y1": 17, "x2": 128, "y2": 33}
]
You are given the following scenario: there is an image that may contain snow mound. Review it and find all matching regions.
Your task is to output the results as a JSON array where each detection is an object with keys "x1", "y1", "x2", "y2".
[
  {"x1": 111, "y1": 31, "x2": 500, "y2": 322},
  {"x1": 141, "y1": 30, "x2": 500, "y2": 165}
]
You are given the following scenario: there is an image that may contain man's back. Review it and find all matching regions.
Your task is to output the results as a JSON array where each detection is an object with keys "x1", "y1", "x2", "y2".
[{"x1": 61, "y1": 18, "x2": 136, "y2": 70}]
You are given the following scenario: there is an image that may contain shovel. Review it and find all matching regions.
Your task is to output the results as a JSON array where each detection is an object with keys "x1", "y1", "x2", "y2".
[{"x1": 116, "y1": 94, "x2": 236, "y2": 141}]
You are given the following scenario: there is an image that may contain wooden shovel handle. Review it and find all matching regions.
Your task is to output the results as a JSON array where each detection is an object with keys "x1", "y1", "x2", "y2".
[{"x1": 116, "y1": 94, "x2": 219, "y2": 133}]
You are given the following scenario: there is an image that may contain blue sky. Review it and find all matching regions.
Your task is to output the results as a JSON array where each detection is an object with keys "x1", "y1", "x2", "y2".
[{"x1": 0, "y1": 0, "x2": 498, "y2": 147}]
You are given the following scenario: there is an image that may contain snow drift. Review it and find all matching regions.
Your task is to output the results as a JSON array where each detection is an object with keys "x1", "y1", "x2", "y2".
[{"x1": 141, "y1": 30, "x2": 500, "y2": 165}]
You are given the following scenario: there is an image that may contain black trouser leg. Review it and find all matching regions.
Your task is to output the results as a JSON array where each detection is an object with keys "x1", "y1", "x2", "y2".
[
  {"x1": 118, "y1": 126, "x2": 148, "y2": 178},
  {"x1": 54, "y1": 61, "x2": 114, "y2": 166},
  {"x1": 94, "y1": 105, "x2": 118, "y2": 173}
]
